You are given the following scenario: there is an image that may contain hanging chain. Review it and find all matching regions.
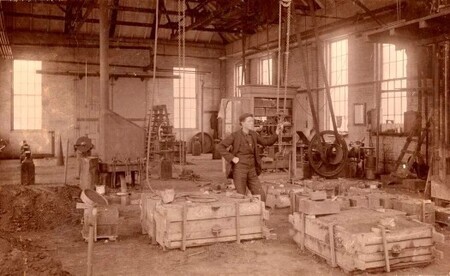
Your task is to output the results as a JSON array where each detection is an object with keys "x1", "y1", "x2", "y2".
[
  {"x1": 276, "y1": 2, "x2": 282, "y2": 115},
  {"x1": 177, "y1": 0, "x2": 183, "y2": 165},
  {"x1": 276, "y1": 0, "x2": 292, "y2": 153},
  {"x1": 282, "y1": 0, "x2": 291, "y2": 114}
]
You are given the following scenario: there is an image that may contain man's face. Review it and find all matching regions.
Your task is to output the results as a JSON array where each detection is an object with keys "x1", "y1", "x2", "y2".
[{"x1": 241, "y1": 116, "x2": 254, "y2": 130}]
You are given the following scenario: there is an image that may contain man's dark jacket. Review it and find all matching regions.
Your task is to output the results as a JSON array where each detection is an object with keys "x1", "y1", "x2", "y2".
[{"x1": 216, "y1": 129, "x2": 278, "y2": 178}]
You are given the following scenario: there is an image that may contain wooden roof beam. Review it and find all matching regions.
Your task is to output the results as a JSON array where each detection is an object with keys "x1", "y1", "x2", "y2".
[
  {"x1": 351, "y1": 0, "x2": 384, "y2": 26},
  {"x1": 109, "y1": 0, "x2": 120, "y2": 37},
  {"x1": 3, "y1": 11, "x2": 242, "y2": 33},
  {"x1": 170, "y1": 0, "x2": 241, "y2": 40},
  {"x1": 72, "y1": 0, "x2": 97, "y2": 34}
]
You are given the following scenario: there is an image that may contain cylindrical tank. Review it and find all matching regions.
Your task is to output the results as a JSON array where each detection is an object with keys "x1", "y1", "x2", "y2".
[
  {"x1": 212, "y1": 139, "x2": 222, "y2": 159},
  {"x1": 21, "y1": 154, "x2": 35, "y2": 185},
  {"x1": 365, "y1": 155, "x2": 376, "y2": 180},
  {"x1": 302, "y1": 162, "x2": 311, "y2": 179},
  {"x1": 192, "y1": 137, "x2": 201, "y2": 156},
  {"x1": 160, "y1": 158, "x2": 172, "y2": 180}
]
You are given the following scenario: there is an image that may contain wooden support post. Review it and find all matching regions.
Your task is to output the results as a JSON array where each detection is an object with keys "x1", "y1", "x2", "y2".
[
  {"x1": 181, "y1": 205, "x2": 187, "y2": 251},
  {"x1": 64, "y1": 139, "x2": 69, "y2": 185},
  {"x1": 291, "y1": 191, "x2": 296, "y2": 214},
  {"x1": 98, "y1": 0, "x2": 110, "y2": 161},
  {"x1": 301, "y1": 212, "x2": 306, "y2": 250},
  {"x1": 421, "y1": 200, "x2": 426, "y2": 222},
  {"x1": 235, "y1": 202, "x2": 241, "y2": 243},
  {"x1": 86, "y1": 208, "x2": 97, "y2": 276},
  {"x1": 260, "y1": 201, "x2": 264, "y2": 234},
  {"x1": 328, "y1": 223, "x2": 337, "y2": 267},
  {"x1": 445, "y1": 42, "x2": 449, "y2": 146},
  {"x1": 380, "y1": 225, "x2": 390, "y2": 272}
]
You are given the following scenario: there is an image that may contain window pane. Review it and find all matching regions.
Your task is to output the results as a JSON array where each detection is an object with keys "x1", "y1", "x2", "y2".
[
  {"x1": 380, "y1": 44, "x2": 407, "y2": 124},
  {"x1": 173, "y1": 67, "x2": 197, "y2": 128},
  {"x1": 13, "y1": 60, "x2": 42, "y2": 130},
  {"x1": 328, "y1": 39, "x2": 348, "y2": 131},
  {"x1": 259, "y1": 58, "x2": 273, "y2": 85}
]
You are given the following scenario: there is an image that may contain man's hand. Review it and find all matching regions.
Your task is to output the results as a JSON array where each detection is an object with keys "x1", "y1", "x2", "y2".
[
  {"x1": 275, "y1": 123, "x2": 285, "y2": 135},
  {"x1": 232, "y1": 157, "x2": 240, "y2": 164}
]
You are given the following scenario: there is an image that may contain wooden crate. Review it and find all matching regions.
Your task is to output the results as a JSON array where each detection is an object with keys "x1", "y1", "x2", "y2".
[
  {"x1": 82, "y1": 206, "x2": 119, "y2": 241},
  {"x1": 140, "y1": 193, "x2": 161, "y2": 239},
  {"x1": 289, "y1": 208, "x2": 438, "y2": 273},
  {"x1": 392, "y1": 198, "x2": 435, "y2": 224},
  {"x1": 153, "y1": 195, "x2": 269, "y2": 250}
]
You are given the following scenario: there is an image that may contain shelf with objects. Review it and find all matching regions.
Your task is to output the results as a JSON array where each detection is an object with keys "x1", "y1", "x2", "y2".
[{"x1": 239, "y1": 85, "x2": 299, "y2": 171}]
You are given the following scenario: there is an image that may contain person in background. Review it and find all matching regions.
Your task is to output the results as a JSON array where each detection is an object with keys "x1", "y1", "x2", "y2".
[{"x1": 216, "y1": 113, "x2": 284, "y2": 202}]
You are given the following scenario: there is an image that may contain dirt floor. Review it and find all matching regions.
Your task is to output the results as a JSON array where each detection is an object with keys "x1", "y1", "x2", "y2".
[{"x1": 1, "y1": 155, "x2": 450, "y2": 275}]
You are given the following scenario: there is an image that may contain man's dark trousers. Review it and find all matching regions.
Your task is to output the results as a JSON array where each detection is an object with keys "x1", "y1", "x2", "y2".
[{"x1": 233, "y1": 162, "x2": 266, "y2": 202}]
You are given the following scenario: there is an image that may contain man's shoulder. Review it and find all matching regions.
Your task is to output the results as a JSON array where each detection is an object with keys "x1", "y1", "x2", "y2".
[{"x1": 249, "y1": 130, "x2": 258, "y2": 137}]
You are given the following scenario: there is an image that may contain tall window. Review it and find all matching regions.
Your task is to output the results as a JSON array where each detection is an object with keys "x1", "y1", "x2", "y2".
[
  {"x1": 173, "y1": 67, "x2": 196, "y2": 128},
  {"x1": 13, "y1": 60, "x2": 42, "y2": 130},
  {"x1": 234, "y1": 63, "x2": 244, "y2": 97},
  {"x1": 259, "y1": 57, "x2": 273, "y2": 85},
  {"x1": 328, "y1": 39, "x2": 348, "y2": 131},
  {"x1": 381, "y1": 44, "x2": 407, "y2": 124}
]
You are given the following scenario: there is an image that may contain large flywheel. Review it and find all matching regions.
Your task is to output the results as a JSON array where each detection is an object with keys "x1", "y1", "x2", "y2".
[{"x1": 307, "y1": 130, "x2": 348, "y2": 178}]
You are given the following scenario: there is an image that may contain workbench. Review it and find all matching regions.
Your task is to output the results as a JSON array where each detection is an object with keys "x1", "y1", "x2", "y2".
[{"x1": 99, "y1": 161, "x2": 145, "y2": 187}]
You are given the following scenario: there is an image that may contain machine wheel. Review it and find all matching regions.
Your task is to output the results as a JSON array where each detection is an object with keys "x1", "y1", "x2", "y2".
[{"x1": 307, "y1": 130, "x2": 348, "y2": 178}]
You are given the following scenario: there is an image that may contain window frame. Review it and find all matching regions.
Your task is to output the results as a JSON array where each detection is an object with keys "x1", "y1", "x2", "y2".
[
  {"x1": 379, "y1": 43, "x2": 408, "y2": 126},
  {"x1": 173, "y1": 66, "x2": 197, "y2": 129},
  {"x1": 325, "y1": 38, "x2": 349, "y2": 132},
  {"x1": 258, "y1": 56, "x2": 273, "y2": 85},
  {"x1": 12, "y1": 60, "x2": 43, "y2": 131},
  {"x1": 234, "y1": 63, "x2": 244, "y2": 97}
]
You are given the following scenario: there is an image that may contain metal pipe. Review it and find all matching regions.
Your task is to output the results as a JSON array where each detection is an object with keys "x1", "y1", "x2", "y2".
[
  {"x1": 433, "y1": 44, "x2": 439, "y2": 175},
  {"x1": 200, "y1": 78, "x2": 204, "y2": 153},
  {"x1": 98, "y1": 0, "x2": 109, "y2": 161},
  {"x1": 375, "y1": 44, "x2": 381, "y2": 174},
  {"x1": 440, "y1": 44, "x2": 445, "y2": 149},
  {"x1": 445, "y1": 42, "x2": 449, "y2": 146}
]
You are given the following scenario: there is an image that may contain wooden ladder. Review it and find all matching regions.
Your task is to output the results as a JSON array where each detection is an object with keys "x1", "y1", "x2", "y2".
[
  {"x1": 145, "y1": 105, "x2": 175, "y2": 162},
  {"x1": 392, "y1": 114, "x2": 432, "y2": 175}
]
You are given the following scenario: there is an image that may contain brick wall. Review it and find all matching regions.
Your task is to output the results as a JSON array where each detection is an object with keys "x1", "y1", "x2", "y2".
[
  {"x1": 224, "y1": 19, "x2": 423, "y2": 174},
  {"x1": 0, "y1": 44, "x2": 224, "y2": 158}
]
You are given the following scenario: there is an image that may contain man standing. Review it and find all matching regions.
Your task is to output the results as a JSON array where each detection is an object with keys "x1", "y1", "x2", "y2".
[{"x1": 216, "y1": 113, "x2": 283, "y2": 202}]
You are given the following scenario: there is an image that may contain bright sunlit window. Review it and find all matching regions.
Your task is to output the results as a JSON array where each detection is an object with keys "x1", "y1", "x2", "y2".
[
  {"x1": 173, "y1": 67, "x2": 196, "y2": 129},
  {"x1": 381, "y1": 44, "x2": 407, "y2": 124},
  {"x1": 234, "y1": 63, "x2": 244, "y2": 97},
  {"x1": 13, "y1": 60, "x2": 42, "y2": 130},
  {"x1": 259, "y1": 57, "x2": 273, "y2": 85},
  {"x1": 328, "y1": 39, "x2": 348, "y2": 131}
]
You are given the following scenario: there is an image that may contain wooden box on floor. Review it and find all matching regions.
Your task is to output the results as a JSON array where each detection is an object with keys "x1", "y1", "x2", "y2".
[
  {"x1": 82, "y1": 206, "x2": 119, "y2": 241},
  {"x1": 140, "y1": 193, "x2": 161, "y2": 239},
  {"x1": 153, "y1": 195, "x2": 269, "y2": 250},
  {"x1": 289, "y1": 208, "x2": 440, "y2": 273}
]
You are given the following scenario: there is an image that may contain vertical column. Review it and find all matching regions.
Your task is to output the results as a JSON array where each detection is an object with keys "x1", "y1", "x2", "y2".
[
  {"x1": 99, "y1": 0, "x2": 110, "y2": 161},
  {"x1": 433, "y1": 44, "x2": 440, "y2": 177}
]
